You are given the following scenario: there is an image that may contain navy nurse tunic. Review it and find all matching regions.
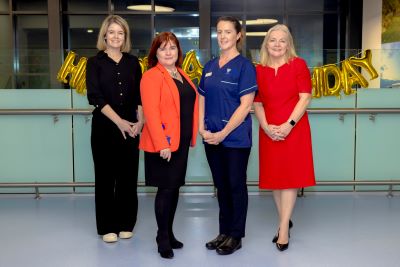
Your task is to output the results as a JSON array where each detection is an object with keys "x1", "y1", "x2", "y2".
[{"x1": 198, "y1": 54, "x2": 258, "y2": 148}]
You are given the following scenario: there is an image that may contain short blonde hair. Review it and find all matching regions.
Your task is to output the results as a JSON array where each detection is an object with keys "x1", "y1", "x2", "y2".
[
  {"x1": 96, "y1": 15, "x2": 131, "y2": 52},
  {"x1": 259, "y1": 24, "x2": 297, "y2": 66}
]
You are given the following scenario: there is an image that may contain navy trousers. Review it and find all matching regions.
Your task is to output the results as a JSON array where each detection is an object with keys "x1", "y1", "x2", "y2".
[{"x1": 204, "y1": 144, "x2": 251, "y2": 238}]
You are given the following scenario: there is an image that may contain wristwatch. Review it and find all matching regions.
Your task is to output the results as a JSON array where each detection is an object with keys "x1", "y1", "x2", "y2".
[{"x1": 289, "y1": 119, "x2": 296, "y2": 127}]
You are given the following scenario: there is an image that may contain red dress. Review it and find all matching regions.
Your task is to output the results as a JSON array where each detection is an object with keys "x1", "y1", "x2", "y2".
[{"x1": 255, "y1": 57, "x2": 315, "y2": 189}]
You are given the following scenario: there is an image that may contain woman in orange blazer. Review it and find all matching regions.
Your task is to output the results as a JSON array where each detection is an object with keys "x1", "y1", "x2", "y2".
[{"x1": 139, "y1": 32, "x2": 198, "y2": 259}]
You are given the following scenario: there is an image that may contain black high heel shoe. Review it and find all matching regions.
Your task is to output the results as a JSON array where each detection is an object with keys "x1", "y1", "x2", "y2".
[
  {"x1": 276, "y1": 241, "x2": 289, "y2": 251},
  {"x1": 272, "y1": 220, "x2": 293, "y2": 243}
]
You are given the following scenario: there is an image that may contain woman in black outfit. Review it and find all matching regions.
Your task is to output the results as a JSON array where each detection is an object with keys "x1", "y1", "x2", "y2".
[
  {"x1": 86, "y1": 15, "x2": 143, "y2": 243},
  {"x1": 139, "y1": 32, "x2": 199, "y2": 259}
]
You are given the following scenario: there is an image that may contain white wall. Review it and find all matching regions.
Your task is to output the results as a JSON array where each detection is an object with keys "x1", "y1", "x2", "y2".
[{"x1": 362, "y1": 0, "x2": 382, "y2": 88}]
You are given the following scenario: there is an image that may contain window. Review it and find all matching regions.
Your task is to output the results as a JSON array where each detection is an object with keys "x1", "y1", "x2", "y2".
[
  {"x1": 15, "y1": 15, "x2": 49, "y2": 89},
  {"x1": 13, "y1": 0, "x2": 47, "y2": 11},
  {"x1": 63, "y1": 0, "x2": 108, "y2": 12},
  {"x1": 0, "y1": 15, "x2": 11, "y2": 88},
  {"x1": 155, "y1": 14, "x2": 199, "y2": 53}
]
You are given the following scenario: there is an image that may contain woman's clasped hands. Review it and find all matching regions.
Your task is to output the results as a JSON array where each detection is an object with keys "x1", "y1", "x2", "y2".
[
  {"x1": 117, "y1": 119, "x2": 143, "y2": 139},
  {"x1": 201, "y1": 130, "x2": 227, "y2": 145},
  {"x1": 264, "y1": 122, "x2": 293, "y2": 142}
]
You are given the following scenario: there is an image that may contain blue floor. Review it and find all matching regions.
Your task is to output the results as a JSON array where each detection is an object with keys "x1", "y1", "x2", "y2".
[{"x1": 0, "y1": 193, "x2": 399, "y2": 267}]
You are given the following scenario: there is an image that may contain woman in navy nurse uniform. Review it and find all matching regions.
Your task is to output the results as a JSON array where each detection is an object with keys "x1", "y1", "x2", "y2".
[{"x1": 199, "y1": 16, "x2": 257, "y2": 256}]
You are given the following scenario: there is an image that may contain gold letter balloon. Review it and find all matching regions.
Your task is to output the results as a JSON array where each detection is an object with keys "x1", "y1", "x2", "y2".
[
  {"x1": 312, "y1": 49, "x2": 379, "y2": 98},
  {"x1": 57, "y1": 50, "x2": 203, "y2": 95},
  {"x1": 57, "y1": 51, "x2": 87, "y2": 95},
  {"x1": 58, "y1": 50, "x2": 377, "y2": 98}
]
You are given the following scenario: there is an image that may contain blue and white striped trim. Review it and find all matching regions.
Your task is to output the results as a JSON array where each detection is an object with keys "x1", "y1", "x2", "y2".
[
  {"x1": 239, "y1": 85, "x2": 257, "y2": 94},
  {"x1": 198, "y1": 86, "x2": 205, "y2": 93},
  {"x1": 221, "y1": 80, "x2": 238, "y2": 85}
]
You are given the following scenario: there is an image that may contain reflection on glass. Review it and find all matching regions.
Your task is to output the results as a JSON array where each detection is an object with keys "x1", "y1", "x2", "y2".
[
  {"x1": 288, "y1": 15, "x2": 323, "y2": 69},
  {"x1": 245, "y1": 0, "x2": 283, "y2": 13},
  {"x1": 125, "y1": 15, "x2": 152, "y2": 58},
  {"x1": 0, "y1": 15, "x2": 11, "y2": 88},
  {"x1": 13, "y1": 0, "x2": 47, "y2": 11},
  {"x1": 287, "y1": 0, "x2": 337, "y2": 11},
  {"x1": 15, "y1": 15, "x2": 49, "y2": 89},
  {"x1": 211, "y1": 0, "x2": 244, "y2": 12},
  {"x1": 64, "y1": 0, "x2": 107, "y2": 12},
  {"x1": 114, "y1": 0, "x2": 151, "y2": 11},
  {"x1": 0, "y1": 0, "x2": 9, "y2": 12},
  {"x1": 155, "y1": 0, "x2": 198, "y2": 12},
  {"x1": 67, "y1": 15, "x2": 104, "y2": 58},
  {"x1": 155, "y1": 15, "x2": 199, "y2": 54}
]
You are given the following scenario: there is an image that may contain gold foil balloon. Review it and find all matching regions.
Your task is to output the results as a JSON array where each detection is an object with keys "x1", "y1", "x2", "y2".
[
  {"x1": 181, "y1": 50, "x2": 203, "y2": 85},
  {"x1": 58, "y1": 50, "x2": 378, "y2": 98},
  {"x1": 348, "y1": 49, "x2": 378, "y2": 80},
  {"x1": 57, "y1": 51, "x2": 87, "y2": 95},
  {"x1": 311, "y1": 49, "x2": 379, "y2": 98},
  {"x1": 312, "y1": 67, "x2": 324, "y2": 98},
  {"x1": 139, "y1": 56, "x2": 148, "y2": 74},
  {"x1": 341, "y1": 59, "x2": 367, "y2": 95},
  {"x1": 322, "y1": 64, "x2": 342, "y2": 96}
]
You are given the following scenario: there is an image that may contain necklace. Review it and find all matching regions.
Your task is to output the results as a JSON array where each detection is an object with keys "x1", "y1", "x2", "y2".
[{"x1": 167, "y1": 68, "x2": 178, "y2": 79}]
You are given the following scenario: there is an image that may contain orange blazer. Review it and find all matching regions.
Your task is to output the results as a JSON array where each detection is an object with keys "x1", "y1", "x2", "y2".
[{"x1": 139, "y1": 63, "x2": 199, "y2": 152}]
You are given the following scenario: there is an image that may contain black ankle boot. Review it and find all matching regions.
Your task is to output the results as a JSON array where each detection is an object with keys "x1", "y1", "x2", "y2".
[
  {"x1": 170, "y1": 236, "x2": 184, "y2": 249},
  {"x1": 156, "y1": 234, "x2": 174, "y2": 259}
]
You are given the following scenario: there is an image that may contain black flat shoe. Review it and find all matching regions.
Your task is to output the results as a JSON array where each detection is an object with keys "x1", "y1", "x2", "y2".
[
  {"x1": 205, "y1": 234, "x2": 228, "y2": 250},
  {"x1": 276, "y1": 242, "x2": 289, "y2": 251},
  {"x1": 170, "y1": 238, "x2": 184, "y2": 249},
  {"x1": 272, "y1": 220, "x2": 293, "y2": 243},
  {"x1": 216, "y1": 237, "x2": 242, "y2": 255},
  {"x1": 159, "y1": 249, "x2": 174, "y2": 259}
]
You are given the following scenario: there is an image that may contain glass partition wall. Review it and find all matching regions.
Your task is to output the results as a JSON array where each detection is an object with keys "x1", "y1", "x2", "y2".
[{"x1": 0, "y1": 0, "x2": 359, "y2": 89}]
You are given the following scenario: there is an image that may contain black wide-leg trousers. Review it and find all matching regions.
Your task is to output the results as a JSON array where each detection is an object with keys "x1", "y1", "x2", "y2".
[{"x1": 91, "y1": 114, "x2": 139, "y2": 235}]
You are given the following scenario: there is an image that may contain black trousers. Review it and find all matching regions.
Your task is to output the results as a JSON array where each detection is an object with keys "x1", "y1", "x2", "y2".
[
  {"x1": 91, "y1": 114, "x2": 139, "y2": 235},
  {"x1": 205, "y1": 144, "x2": 251, "y2": 239}
]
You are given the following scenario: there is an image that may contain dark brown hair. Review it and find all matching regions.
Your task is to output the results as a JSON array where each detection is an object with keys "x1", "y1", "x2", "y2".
[
  {"x1": 216, "y1": 16, "x2": 243, "y2": 48},
  {"x1": 147, "y1": 32, "x2": 183, "y2": 68}
]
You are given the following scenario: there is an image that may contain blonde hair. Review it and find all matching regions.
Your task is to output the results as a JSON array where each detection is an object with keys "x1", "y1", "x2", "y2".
[
  {"x1": 259, "y1": 24, "x2": 297, "y2": 66},
  {"x1": 96, "y1": 15, "x2": 131, "y2": 52}
]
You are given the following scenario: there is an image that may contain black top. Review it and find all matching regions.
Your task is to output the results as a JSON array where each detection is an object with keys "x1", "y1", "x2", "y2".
[
  {"x1": 86, "y1": 51, "x2": 142, "y2": 122},
  {"x1": 175, "y1": 78, "x2": 196, "y2": 142}
]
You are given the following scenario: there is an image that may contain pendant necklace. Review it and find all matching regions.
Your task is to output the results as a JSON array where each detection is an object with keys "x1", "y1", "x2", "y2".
[{"x1": 168, "y1": 68, "x2": 178, "y2": 79}]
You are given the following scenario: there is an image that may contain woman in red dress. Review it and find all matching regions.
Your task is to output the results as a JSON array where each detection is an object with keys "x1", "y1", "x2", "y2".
[{"x1": 254, "y1": 24, "x2": 315, "y2": 251}]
